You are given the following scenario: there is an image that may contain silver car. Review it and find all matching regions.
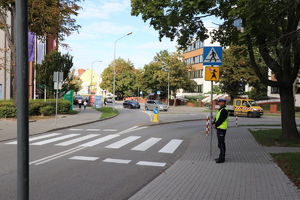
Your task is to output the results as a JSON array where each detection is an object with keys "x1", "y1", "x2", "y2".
[{"x1": 145, "y1": 100, "x2": 168, "y2": 111}]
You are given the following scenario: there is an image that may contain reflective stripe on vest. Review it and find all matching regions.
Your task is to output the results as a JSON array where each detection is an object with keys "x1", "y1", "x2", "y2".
[{"x1": 216, "y1": 107, "x2": 229, "y2": 130}]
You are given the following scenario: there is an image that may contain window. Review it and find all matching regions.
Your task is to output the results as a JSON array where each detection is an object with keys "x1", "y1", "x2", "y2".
[
  {"x1": 271, "y1": 87, "x2": 279, "y2": 94},
  {"x1": 194, "y1": 85, "x2": 203, "y2": 93}
]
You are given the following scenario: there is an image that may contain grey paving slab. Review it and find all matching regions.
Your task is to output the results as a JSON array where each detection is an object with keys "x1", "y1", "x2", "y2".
[{"x1": 129, "y1": 127, "x2": 300, "y2": 200}]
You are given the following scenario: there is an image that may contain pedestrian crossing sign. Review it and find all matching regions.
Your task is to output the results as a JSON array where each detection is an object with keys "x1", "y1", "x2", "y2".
[
  {"x1": 205, "y1": 67, "x2": 220, "y2": 81},
  {"x1": 203, "y1": 47, "x2": 222, "y2": 65}
]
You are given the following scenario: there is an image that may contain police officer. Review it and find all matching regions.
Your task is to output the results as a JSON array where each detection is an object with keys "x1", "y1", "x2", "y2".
[{"x1": 212, "y1": 98, "x2": 229, "y2": 163}]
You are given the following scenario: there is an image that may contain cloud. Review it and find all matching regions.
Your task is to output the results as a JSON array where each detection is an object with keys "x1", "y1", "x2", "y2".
[{"x1": 78, "y1": 0, "x2": 129, "y2": 19}]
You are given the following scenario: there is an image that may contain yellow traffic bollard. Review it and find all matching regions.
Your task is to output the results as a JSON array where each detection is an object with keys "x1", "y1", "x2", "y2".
[{"x1": 151, "y1": 108, "x2": 159, "y2": 122}]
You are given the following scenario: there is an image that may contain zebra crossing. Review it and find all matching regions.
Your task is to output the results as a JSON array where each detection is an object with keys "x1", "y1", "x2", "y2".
[{"x1": 6, "y1": 126, "x2": 183, "y2": 167}]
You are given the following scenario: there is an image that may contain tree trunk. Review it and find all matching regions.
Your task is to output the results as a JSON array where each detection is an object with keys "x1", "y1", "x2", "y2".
[{"x1": 279, "y1": 84, "x2": 300, "y2": 139}]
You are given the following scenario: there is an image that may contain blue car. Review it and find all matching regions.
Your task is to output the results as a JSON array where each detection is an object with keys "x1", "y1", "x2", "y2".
[{"x1": 123, "y1": 100, "x2": 140, "y2": 109}]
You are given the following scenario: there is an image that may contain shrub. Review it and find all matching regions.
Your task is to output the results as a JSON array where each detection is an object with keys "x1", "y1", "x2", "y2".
[
  {"x1": 0, "y1": 99, "x2": 71, "y2": 118},
  {"x1": 40, "y1": 106, "x2": 54, "y2": 116},
  {"x1": 0, "y1": 107, "x2": 17, "y2": 118}
]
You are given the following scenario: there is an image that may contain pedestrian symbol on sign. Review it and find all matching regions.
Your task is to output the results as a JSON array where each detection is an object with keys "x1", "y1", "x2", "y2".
[
  {"x1": 205, "y1": 67, "x2": 220, "y2": 81},
  {"x1": 204, "y1": 48, "x2": 221, "y2": 63}
]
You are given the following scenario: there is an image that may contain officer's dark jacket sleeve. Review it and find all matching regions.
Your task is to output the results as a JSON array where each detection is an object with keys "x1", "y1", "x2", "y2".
[{"x1": 214, "y1": 106, "x2": 228, "y2": 128}]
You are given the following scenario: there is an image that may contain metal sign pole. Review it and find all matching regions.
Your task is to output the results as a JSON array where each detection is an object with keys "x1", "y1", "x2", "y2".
[
  {"x1": 210, "y1": 80, "x2": 213, "y2": 156},
  {"x1": 16, "y1": 0, "x2": 29, "y2": 199}
]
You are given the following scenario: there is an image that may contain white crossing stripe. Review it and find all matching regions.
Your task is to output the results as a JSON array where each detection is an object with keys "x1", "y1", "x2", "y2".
[
  {"x1": 69, "y1": 156, "x2": 99, "y2": 161},
  {"x1": 55, "y1": 134, "x2": 100, "y2": 146},
  {"x1": 5, "y1": 133, "x2": 61, "y2": 144},
  {"x1": 31, "y1": 134, "x2": 80, "y2": 145},
  {"x1": 103, "y1": 158, "x2": 131, "y2": 164},
  {"x1": 105, "y1": 136, "x2": 141, "y2": 149},
  {"x1": 102, "y1": 129, "x2": 117, "y2": 132},
  {"x1": 131, "y1": 137, "x2": 162, "y2": 151},
  {"x1": 117, "y1": 126, "x2": 147, "y2": 135},
  {"x1": 79, "y1": 134, "x2": 120, "y2": 147},
  {"x1": 86, "y1": 129, "x2": 101, "y2": 131},
  {"x1": 158, "y1": 139, "x2": 183, "y2": 154},
  {"x1": 136, "y1": 161, "x2": 166, "y2": 167}
]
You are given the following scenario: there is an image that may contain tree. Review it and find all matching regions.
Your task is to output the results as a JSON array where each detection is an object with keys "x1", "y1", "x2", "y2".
[
  {"x1": 220, "y1": 45, "x2": 268, "y2": 101},
  {"x1": 35, "y1": 50, "x2": 74, "y2": 98},
  {"x1": 153, "y1": 50, "x2": 197, "y2": 99},
  {"x1": 100, "y1": 58, "x2": 136, "y2": 100},
  {"x1": 131, "y1": 0, "x2": 300, "y2": 139},
  {"x1": 0, "y1": 0, "x2": 82, "y2": 101}
]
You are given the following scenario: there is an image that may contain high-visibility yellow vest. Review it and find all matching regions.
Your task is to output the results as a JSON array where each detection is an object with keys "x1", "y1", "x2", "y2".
[{"x1": 216, "y1": 107, "x2": 229, "y2": 130}]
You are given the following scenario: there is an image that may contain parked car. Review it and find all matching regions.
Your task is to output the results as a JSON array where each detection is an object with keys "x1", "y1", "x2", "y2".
[
  {"x1": 106, "y1": 93, "x2": 114, "y2": 103},
  {"x1": 145, "y1": 100, "x2": 168, "y2": 111},
  {"x1": 123, "y1": 100, "x2": 140, "y2": 109}
]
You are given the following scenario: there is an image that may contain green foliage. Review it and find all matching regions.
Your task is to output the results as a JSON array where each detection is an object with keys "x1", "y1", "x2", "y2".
[
  {"x1": 0, "y1": 0, "x2": 83, "y2": 102},
  {"x1": 0, "y1": 99, "x2": 71, "y2": 118},
  {"x1": 35, "y1": 50, "x2": 74, "y2": 98},
  {"x1": 40, "y1": 106, "x2": 54, "y2": 116},
  {"x1": 131, "y1": 0, "x2": 300, "y2": 138},
  {"x1": 220, "y1": 45, "x2": 268, "y2": 100},
  {"x1": 28, "y1": 0, "x2": 83, "y2": 48},
  {"x1": 205, "y1": 85, "x2": 222, "y2": 95},
  {"x1": 0, "y1": 107, "x2": 17, "y2": 118},
  {"x1": 94, "y1": 107, "x2": 119, "y2": 119},
  {"x1": 100, "y1": 58, "x2": 136, "y2": 100},
  {"x1": 184, "y1": 95, "x2": 204, "y2": 101},
  {"x1": 146, "y1": 50, "x2": 197, "y2": 97}
]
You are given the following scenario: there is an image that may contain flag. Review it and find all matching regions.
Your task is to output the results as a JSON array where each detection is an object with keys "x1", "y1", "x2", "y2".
[{"x1": 28, "y1": 32, "x2": 35, "y2": 62}]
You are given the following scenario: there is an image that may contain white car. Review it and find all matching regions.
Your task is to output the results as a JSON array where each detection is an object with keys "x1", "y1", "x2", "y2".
[
  {"x1": 106, "y1": 93, "x2": 114, "y2": 103},
  {"x1": 145, "y1": 100, "x2": 168, "y2": 111}
]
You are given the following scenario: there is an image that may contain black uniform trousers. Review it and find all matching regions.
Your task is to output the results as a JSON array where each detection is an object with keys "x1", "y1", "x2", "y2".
[{"x1": 216, "y1": 128, "x2": 226, "y2": 160}]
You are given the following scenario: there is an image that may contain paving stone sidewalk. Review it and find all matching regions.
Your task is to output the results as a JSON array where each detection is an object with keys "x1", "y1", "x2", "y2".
[{"x1": 129, "y1": 126, "x2": 300, "y2": 200}]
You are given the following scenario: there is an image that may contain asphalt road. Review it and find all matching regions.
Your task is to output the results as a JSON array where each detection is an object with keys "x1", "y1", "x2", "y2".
[{"x1": 0, "y1": 106, "x2": 205, "y2": 200}]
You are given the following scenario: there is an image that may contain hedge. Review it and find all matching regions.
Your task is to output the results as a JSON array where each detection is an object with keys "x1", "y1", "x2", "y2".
[{"x1": 0, "y1": 99, "x2": 71, "y2": 118}]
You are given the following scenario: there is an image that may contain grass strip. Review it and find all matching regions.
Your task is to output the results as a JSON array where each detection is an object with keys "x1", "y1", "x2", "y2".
[
  {"x1": 271, "y1": 153, "x2": 300, "y2": 189},
  {"x1": 249, "y1": 129, "x2": 300, "y2": 147},
  {"x1": 94, "y1": 106, "x2": 119, "y2": 119}
]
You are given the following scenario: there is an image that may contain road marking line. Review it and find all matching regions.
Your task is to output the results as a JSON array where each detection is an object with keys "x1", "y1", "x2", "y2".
[
  {"x1": 102, "y1": 129, "x2": 117, "y2": 132},
  {"x1": 117, "y1": 126, "x2": 147, "y2": 135},
  {"x1": 103, "y1": 158, "x2": 131, "y2": 164},
  {"x1": 30, "y1": 134, "x2": 80, "y2": 145},
  {"x1": 5, "y1": 133, "x2": 61, "y2": 145},
  {"x1": 158, "y1": 139, "x2": 183, "y2": 154},
  {"x1": 105, "y1": 136, "x2": 141, "y2": 149},
  {"x1": 136, "y1": 161, "x2": 166, "y2": 167},
  {"x1": 86, "y1": 129, "x2": 101, "y2": 131},
  {"x1": 30, "y1": 146, "x2": 86, "y2": 165},
  {"x1": 55, "y1": 134, "x2": 100, "y2": 146},
  {"x1": 131, "y1": 137, "x2": 162, "y2": 151},
  {"x1": 69, "y1": 156, "x2": 99, "y2": 161},
  {"x1": 79, "y1": 134, "x2": 120, "y2": 147}
]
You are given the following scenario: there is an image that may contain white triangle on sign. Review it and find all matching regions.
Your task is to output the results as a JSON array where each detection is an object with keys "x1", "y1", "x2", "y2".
[{"x1": 204, "y1": 47, "x2": 221, "y2": 63}]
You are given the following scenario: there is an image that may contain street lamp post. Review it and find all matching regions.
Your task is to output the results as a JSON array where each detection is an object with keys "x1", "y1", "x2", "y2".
[
  {"x1": 90, "y1": 60, "x2": 102, "y2": 95},
  {"x1": 162, "y1": 64, "x2": 170, "y2": 106},
  {"x1": 113, "y1": 32, "x2": 132, "y2": 110}
]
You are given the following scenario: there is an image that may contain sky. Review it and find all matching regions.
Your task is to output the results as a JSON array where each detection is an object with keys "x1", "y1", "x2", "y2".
[{"x1": 60, "y1": 0, "x2": 218, "y2": 76}]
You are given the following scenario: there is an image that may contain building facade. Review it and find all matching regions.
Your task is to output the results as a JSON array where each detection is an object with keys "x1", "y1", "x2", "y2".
[{"x1": 180, "y1": 28, "x2": 223, "y2": 98}]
